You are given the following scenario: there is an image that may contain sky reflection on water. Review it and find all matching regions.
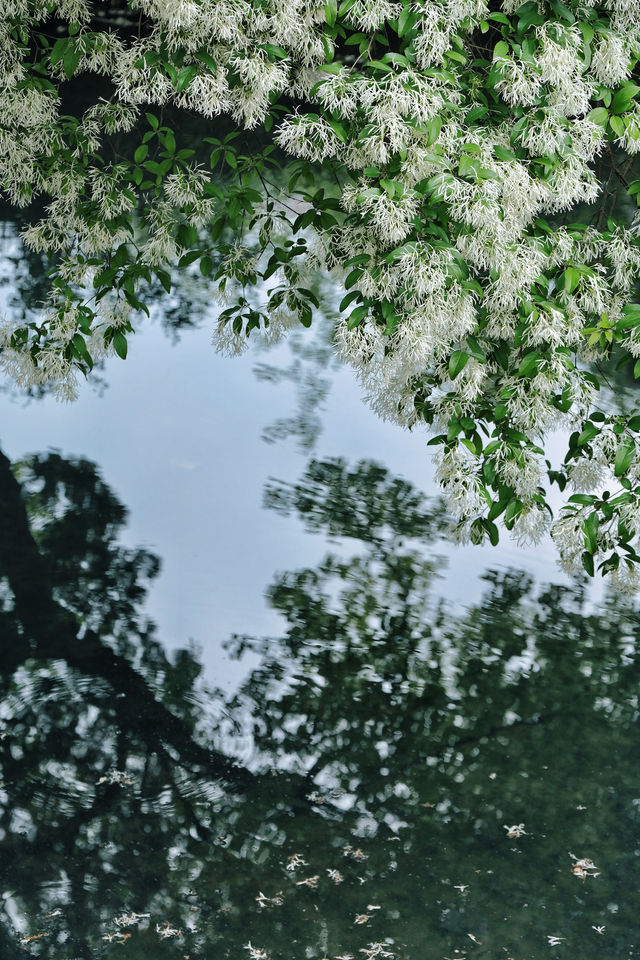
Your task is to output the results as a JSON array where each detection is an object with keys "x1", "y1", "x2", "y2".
[{"x1": 0, "y1": 311, "x2": 569, "y2": 686}]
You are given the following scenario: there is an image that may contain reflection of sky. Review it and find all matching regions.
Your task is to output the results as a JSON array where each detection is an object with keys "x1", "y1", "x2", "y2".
[{"x1": 1, "y1": 312, "x2": 572, "y2": 686}]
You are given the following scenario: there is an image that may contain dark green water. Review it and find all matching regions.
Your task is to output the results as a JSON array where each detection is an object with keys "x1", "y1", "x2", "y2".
[{"x1": 1, "y1": 446, "x2": 639, "y2": 960}]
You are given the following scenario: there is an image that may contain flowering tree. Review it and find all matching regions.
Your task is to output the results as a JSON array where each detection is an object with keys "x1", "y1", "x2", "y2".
[{"x1": 2, "y1": 0, "x2": 640, "y2": 581}]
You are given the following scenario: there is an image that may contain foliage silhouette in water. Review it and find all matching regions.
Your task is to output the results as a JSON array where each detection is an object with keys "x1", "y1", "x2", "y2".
[{"x1": 0, "y1": 447, "x2": 638, "y2": 956}]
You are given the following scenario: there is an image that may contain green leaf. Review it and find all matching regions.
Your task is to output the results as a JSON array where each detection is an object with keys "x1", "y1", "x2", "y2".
[
  {"x1": 71, "y1": 333, "x2": 92, "y2": 366},
  {"x1": 50, "y1": 37, "x2": 69, "y2": 66},
  {"x1": 397, "y1": 6, "x2": 419, "y2": 36},
  {"x1": 339, "y1": 291, "x2": 362, "y2": 311},
  {"x1": 599, "y1": 552, "x2": 620, "y2": 575},
  {"x1": 345, "y1": 268, "x2": 364, "y2": 289},
  {"x1": 466, "y1": 334, "x2": 486, "y2": 362},
  {"x1": 328, "y1": 120, "x2": 348, "y2": 142},
  {"x1": 178, "y1": 250, "x2": 202, "y2": 268},
  {"x1": 488, "y1": 498, "x2": 509, "y2": 521},
  {"x1": 262, "y1": 43, "x2": 288, "y2": 60},
  {"x1": 581, "y1": 551, "x2": 595, "y2": 577},
  {"x1": 176, "y1": 65, "x2": 197, "y2": 93},
  {"x1": 504, "y1": 499, "x2": 523, "y2": 528},
  {"x1": 422, "y1": 115, "x2": 442, "y2": 146},
  {"x1": 113, "y1": 331, "x2": 128, "y2": 359},
  {"x1": 517, "y1": 352, "x2": 541, "y2": 378},
  {"x1": 516, "y1": 1, "x2": 545, "y2": 29},
  {"x1": 299, "y1": 304, "x2": 313, "y2": 328},
  {"x1": 365, "y1": 59, "x2": 394, "y2": 74},
  {"x1": 483, "y1": 518, "x2": 500, "y2": 546},
  {"x1": 325, "y1": 0, "x2": 337, "y2": 26},
  {"x1": 63, "y1": 45, "x2": 82, "y2": 78},
  {"x1": 458, "y1": 154, "x2": 481, "y2": 179},
  {"x1": 588, "y1": 106, "x2": 609, "y2": 127},
  {"x1": 143, "y1": 159, "x2": 166, "y2": 176},
  {"x1": 196, "y1": 50, "x2": 217, "y2": 71},
  {"x1": 134, "y1": 144, "x2": 148, "y2": 163},
  {"x1": 583, "y1": 511, "x2": 599, "y2": 553},
  {"x1": 612, "y1": 82, "x2": 640, "y2": 115},
  {"x1": 493, "y1": 40, "x2": 509, "y2": 60},
  {"x1": 298, "y1": 287, "x2": 320, "y2": 309},
  {"x1": 493, "y1": 145, "x2": 517, "y2": 162},
  {"x1": 614, "y1": 437, "x2": 635, "y2": 477},
  {"x1": 609, "y1": 115, "x2": 626, "y2": 137},
  {"x1": 449, "y1": 350, "x2": 469, "y2": 380},
  {"x1": 549, "y1": 0, "x2": 574, "y2": 21},
  {"x1": 563, "y1": 266, "x2": 580, "y2": 294},
  {"x1": 578, "y1": 22, "x2": 594, "y2": 47},
  {"x1": 347, "y1": 305, "x2": 368, "y2": 329},
  {"x1": 477, "y1": 167, "x2": 501, "y2": 181},
  {"x1": 568, "y1": 493, "x2": 596, "y2": 505},
  {"x1": 447, "y1": 418, "x2": 463, "y2": 442},
  {"x1": 154, "y1": 268, "x2": 171, "y2": 293},
  {"x1": 382, "y1": 52, "x2": 411, "y2": 68},
  {"x1": 577, "y1": 422, "x2": 599, "y2": 446},
  {"x1": 211, "y1": 218, "x2": 225, "y2": 243}
]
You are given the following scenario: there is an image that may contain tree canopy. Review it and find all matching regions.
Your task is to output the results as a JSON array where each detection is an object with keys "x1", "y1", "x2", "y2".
[{"x1": 2, "y1": 0, "x2": 640, "y2": 578}]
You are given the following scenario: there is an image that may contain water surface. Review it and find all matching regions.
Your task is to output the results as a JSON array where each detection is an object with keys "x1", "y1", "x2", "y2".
[{"x1": 0, "y1": 220, "x2": 638, "y2": 960}]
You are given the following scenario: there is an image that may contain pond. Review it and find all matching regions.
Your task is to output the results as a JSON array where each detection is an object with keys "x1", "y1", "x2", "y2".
[{"x1": 0, "y1": 220, "x2": 639, "y2": 960}]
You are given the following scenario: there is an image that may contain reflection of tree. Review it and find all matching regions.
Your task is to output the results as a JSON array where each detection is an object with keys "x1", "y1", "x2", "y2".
[
  {"x1": 253, "y1": 284, "x2": 339, "y2": 452},
  {"x1": 1, "y1": 451, "x2": 639, "y2": 959},
  {"x1": 226, "y1": 459, "x2": 640, "y2": 956},
  {"x1": 0, "y1": 446, "x2": 261, "y2": 957},
  {"x1": 0, "y1": 448, "x2": 245, "y2": 778}
]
